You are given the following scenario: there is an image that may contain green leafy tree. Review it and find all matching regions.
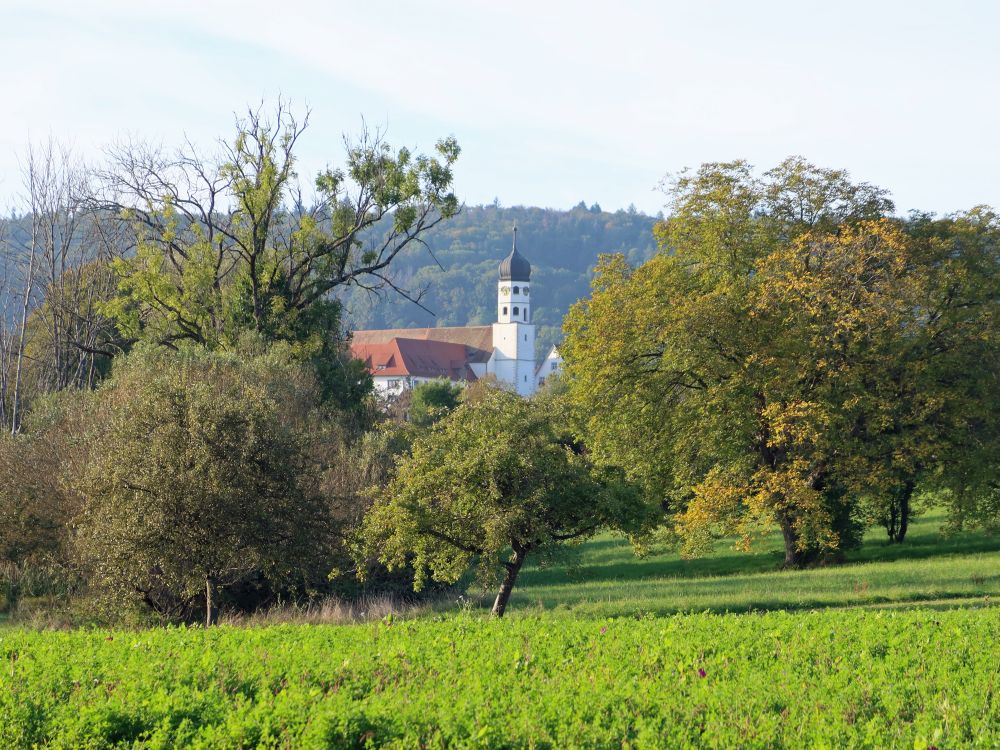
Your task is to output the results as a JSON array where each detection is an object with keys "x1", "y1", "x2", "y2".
[
  {"x1": 859, "y1": 207, "x2": 1000, "y2": 540},
  {"x1": 408, "y1": 378, "x2": 463, "y2": 427},
  {"x1": 95, "y1": 103, "x2": 459, "y2": 409},
  {"x1": 357, "y1": 386, "x2": 649, "y2": 616},
  {"x1": 74, "y1": 346, "x2": 335, "y2": 625}
]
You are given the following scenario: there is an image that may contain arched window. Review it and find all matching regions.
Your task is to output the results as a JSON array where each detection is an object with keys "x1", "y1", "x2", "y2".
[
  {"x1": 523, "y1": 308, "x2": 528, "y2": 321},
  {"x1": 502, "y1": 306, "x2": 508, "y2": 316},
  {"x1": 513, "y1": 306, "x2": 519, "y2": 316},
  {"x1": 512, "y1": 286, "x2": 519, "y2": 295}
]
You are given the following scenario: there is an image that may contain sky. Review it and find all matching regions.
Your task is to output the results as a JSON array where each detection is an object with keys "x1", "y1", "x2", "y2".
[{"x1": 2, "y1": 0, "x2": 999, "y2": 216}]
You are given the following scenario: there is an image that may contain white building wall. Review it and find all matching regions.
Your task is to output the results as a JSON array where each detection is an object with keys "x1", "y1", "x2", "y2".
[
  {"x1": 497, "y1": 280, "x2": 531, "y2": 324},
  {"x1": 490, "y1": 321, "x2": 535, "y2": 396},
  {"x1": 537, "y1": 346, "x2": 563, "y2": 388},
  {"x1": 372, "y1": 375, "x2": 437, "y2": 397}
]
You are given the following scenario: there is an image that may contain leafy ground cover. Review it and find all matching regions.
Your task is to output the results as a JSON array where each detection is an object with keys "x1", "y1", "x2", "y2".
[
  {"x1": 2, "y1": 509, "x2": 997, "y2": 748},
  {"x1": 2, "y1": 608, "x2": 997, "y2": 749}
]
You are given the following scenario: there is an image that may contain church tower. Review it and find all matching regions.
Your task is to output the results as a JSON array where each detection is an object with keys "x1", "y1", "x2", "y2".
[{"x1": 490, "y1": 227, "x2": 536, "y2": 396}]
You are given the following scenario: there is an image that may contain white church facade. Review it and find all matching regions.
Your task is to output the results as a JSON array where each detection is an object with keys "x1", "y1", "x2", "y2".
[{"x1": 351, "y1": 229, "x2": 562, "y2": 397}]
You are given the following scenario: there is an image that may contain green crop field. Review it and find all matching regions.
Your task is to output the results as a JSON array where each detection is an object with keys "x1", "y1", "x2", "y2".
[
  {"x1": 2, "y1": 509, "x2": 998, "y2": 749},
  {"x1": 2, "y1": 610, "x2": 998, "y2": 749}
]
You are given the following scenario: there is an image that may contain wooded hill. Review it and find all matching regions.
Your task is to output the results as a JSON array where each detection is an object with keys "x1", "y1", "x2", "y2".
[{"x1": 339, "y1": 203, "x2": 660, "y2": 356}]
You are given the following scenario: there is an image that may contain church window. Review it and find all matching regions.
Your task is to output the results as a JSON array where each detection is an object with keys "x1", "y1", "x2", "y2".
[
  {"x1": 523, "y1": 308, "x2": 528, "y2": 321},
  {"x1": 523, "y1": 286, "x2": 529, "y2": 295},
  {"x1": 524, "y1": 375, "x2": 527, "y2": 382},
  {"x1": 513, "y1": 306, "x2": 519, "y2": 316},
  {"x1": 512, "y1": 286, "x2": 519, "y2": 294},
  {"x1": 502, "y1": 306, "x2": 507, "y2": 316},
  {"x1": 524, "y1": 334, "x2": 527, "y2": 341}
]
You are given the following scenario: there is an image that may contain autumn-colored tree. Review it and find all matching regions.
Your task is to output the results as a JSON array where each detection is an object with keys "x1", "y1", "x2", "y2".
[
  {"x1": 0, "y1": 393, "x2": 90, "y2": 565},
  {"x1": 563, "y1": 159, "x2": 999, "y2": 565},
  {"x1": 356, "y1": 386, "x2": 649, "y2": 616}
]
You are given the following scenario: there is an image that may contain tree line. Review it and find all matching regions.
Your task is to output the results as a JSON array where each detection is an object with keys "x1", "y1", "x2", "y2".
[
  {"x1": 1, "y1": 106, "x2": 997, "y2": 625},
  {"x1": 0, "y1": 104, "x2": 471, "y2": 624}
]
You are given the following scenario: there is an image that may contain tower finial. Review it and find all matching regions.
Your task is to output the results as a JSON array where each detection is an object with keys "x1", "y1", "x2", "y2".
[{"x1": 512, "y1": 223, "x2": 518, "y2": 250}]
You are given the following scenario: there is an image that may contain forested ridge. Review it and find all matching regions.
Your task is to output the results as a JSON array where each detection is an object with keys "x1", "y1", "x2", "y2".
[
  {"x1": 339, "y1": 203, "x2": 659, "y2": 355},
  {"x1": 1, "y1": 203, "x2": 659, "y2": 358}
]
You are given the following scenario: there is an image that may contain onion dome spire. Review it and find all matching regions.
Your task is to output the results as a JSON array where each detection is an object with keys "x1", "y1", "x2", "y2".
[{"x1": 499, "y1": 224, "x2": 531, "y2": 281}]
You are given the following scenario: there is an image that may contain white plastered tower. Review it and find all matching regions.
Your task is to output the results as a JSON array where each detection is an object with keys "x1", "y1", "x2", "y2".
[{"x1": 489, "y1": 226, "x2": 536, "y2": 396}]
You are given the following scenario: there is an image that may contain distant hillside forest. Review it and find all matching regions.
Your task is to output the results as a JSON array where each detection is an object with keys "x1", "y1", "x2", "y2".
[{"x1": 340, "y1": 203, "x2": 660, "y2": 357}]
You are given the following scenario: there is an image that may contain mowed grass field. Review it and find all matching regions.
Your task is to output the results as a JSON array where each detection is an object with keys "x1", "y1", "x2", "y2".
[
  {"x1": 1, "y1": 509, "x2": 997, "y2": 749},
  {"x1": 509, "y1": 509, "x2": 1000, "y2": 617}
]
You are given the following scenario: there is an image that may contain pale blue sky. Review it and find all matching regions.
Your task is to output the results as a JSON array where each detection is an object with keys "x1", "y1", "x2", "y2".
[{"x1": 2, "y1": 0, "x2": 998, "y2": 215}]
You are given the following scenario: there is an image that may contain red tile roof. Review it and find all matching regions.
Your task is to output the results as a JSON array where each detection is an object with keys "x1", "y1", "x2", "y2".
[
  {"x1": 353, "y1": 326, "x2": 493, "y2": 363},
  {"x1": 351, "y1": 337, "x2": 480, "y2": 381}
]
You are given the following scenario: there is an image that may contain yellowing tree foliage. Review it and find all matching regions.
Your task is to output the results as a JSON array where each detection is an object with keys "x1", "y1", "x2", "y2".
[{"x1": 563, "y1": 159, "x2": 1000, "y2": 566}]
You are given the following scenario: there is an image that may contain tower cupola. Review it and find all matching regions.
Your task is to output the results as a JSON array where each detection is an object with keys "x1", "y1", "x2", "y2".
[
  {"x1": 497, "y1": 226, "x2": 532, "y2": 324},
  {"x1": 499, "y1": 226, "x2": 531, "y2": 281},
  {"x1": 491, "y1": 225, "x2": 537, "y2": 395}
]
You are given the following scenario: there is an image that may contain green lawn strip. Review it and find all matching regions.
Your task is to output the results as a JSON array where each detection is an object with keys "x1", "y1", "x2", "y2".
[
  {"x1": 507, "y1": 509, "x2": 999, "y2": 617},
  {"x1": 509, "y1": 553, "x2": 999, "y2": 617},
  {"x1": 2, "y1": 609, "x2": 997, "y2": 749}
]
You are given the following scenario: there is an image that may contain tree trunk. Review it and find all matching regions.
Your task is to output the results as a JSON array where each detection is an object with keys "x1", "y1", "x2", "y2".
[
  {"x1": 491, "y1": 544, "x2": 527, "y2": 618},
  {"x1": 889, "y1": 480, "x2": 914, "y2": 544},
  {"x1": 778, "y1": 513, "x2": 804, "y2": 569},
  {"x1": 884, "y1": 498, "x2": 900, "y2": 543},
  {"x1": 205, "y1": 576, "x2": 219, "y2": 626},
  {"x1": 10, "y1": 226, "x2": 37, "y2": 436},
  {"x1": 897, "y1": 486, "x2": 910, "y2": 543}
]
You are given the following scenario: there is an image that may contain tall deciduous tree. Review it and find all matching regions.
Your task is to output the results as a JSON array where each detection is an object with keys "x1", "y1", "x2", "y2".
[
  {"x1": 357, "y1": 386, "x2": 649, "y2": 616},
  {"x1": 93, "y1": 103, "x2": 460, "y2": 409},
  {"x1": 862, "y1": 207, "x2": 1000, "y2": 540},
  {"x1": 0, "y1": 140, "x2": 125, "y2": 433},
  {"x1": 75, "y1": 346, "x2": 335, "y2": 625},
  {"x1": 563, "y1": 158, "x2": 999, "y2": 566}
]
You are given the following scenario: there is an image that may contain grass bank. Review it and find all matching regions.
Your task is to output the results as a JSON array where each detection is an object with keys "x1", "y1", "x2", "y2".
[{"x1": 508, "y1": 509, "x2": 999, "y2": 617}]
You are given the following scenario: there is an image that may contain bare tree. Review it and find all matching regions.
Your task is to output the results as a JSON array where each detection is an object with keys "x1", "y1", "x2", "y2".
[
  {"x1": 8, "y1": 165, "x2": 38, "y2": 435},
  {"x1": 0, "y1": 140, "x2": 121, "y2": 432}
]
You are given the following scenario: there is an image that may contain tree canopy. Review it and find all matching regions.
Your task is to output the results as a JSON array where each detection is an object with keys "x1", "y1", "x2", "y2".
[
  {"x1": 407, "y1": 378, "x2": 463, "y2": 427},
  {"x1": 92, "y1": 103, "x2": 459, "y2": 411},
  {"x1": 357, "y1": 385, "x2": 650, "y2": 616},
  {"x1": 74, "y1": 346, "x2": 335, "y2": 624},
  {"x1": 562, "y1": 158, "x2": 1000, "y2": 566}
]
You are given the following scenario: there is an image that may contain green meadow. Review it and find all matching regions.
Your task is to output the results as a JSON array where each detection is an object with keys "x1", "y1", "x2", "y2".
[{"x1": 509, "y1": 509, "x2": 1000, "y2": 617}]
